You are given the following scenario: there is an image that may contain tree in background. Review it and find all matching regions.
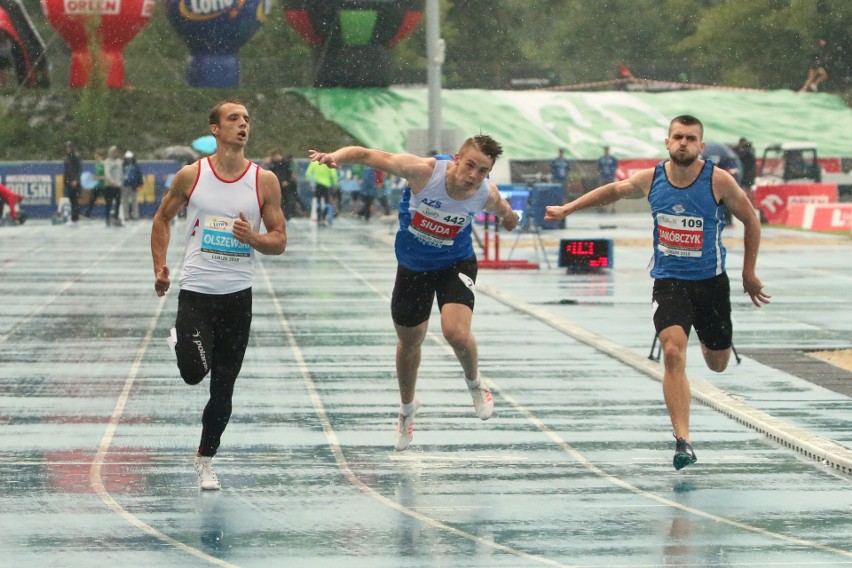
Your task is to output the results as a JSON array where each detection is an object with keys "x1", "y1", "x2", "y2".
[
  {"x1": 677, "y1": 0, "x2": 850, "y2": 90},
  {"x1": 12, "y1": 0, "x2": 852, "y2": 91}
]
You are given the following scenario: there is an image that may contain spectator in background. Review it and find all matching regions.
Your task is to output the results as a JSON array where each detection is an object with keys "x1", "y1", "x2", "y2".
[
  {"x1": 63, "y1": 141, "x2": 82, "y2": 224},
  {"x1": 386, "y1": 174, "x2": 407, "y2": 215},
  {"x1": 597, "y1": 146, "x2": 618, "y2": 186},
  {"x1": 376, "y1": 168, "x2": 391, "y2": 215},
  {"x1": 103, "y1": 146, "x2": 123, "y2": 227},
  {"x1": 84, "y1": 149, "x2": 106, "y2": 219},
  {"x1": 0, "y1": 182, "x2": 25, "y2": 225},
  {"x1": 305, "y1": 158, "x2": 339, "y2": 226},
  {"x1": 358, "y1": 165, "x2": 377, "y2": 221},
  {"x1": 616, "y1": 61, "x2": 640, "y2": 90},
  {"x1": 122, "y1": 151, "x2": 144, "y2": 220},
  {"x1": 733, "y1": 138, "x2": 757, "y2": 189},
  {"x1": 597, "y1": 146, "x2": 619, "y2": 213},
  {"x1": 800, "y1": 39, "x2": 829, "y2": 93},
  {"x1": 265, "y1": 150, "x2": 298, "y2": 220},
  {"x1": 550, "y1": 147, "x2": 571, "y2": 200},
  {"x1": 282, "y1": 155, "x2": 303, "y2": 218}
]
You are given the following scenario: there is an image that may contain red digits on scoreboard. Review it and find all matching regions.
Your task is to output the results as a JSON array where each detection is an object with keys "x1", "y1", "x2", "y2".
[{"x1": 565, "y1": 241, "x2": 595, "y2": 255}]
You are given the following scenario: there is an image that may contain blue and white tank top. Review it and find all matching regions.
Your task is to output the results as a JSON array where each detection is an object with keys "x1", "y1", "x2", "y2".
[
  {"x1": 648, "y1": 159, "x2": 726, "y2": 280},
  {"x1": 180, "y1": 157, "x2": 262, "y2": 294},
  {"x1": 395, "y1": 159, "x2": 490, "y2": 271}
]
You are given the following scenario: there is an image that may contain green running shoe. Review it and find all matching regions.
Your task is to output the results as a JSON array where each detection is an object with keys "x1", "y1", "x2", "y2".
[{"x1": 673, "y1": 437, "x2": 697, "y2": 470}]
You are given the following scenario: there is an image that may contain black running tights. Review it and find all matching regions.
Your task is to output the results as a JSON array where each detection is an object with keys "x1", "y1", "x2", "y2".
[{"x1": 175, "y1": 288, "x2": 252, "y2": 457}]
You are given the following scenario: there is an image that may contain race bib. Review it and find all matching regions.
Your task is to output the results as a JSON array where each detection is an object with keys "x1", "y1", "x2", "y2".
[
  {"x1": 200, "y1": 216, "x2": 252, "y2": 262},
  {"x1": 408, "y1": 202, "x2": 466, "y2": 247},
  {"x1": 657, "y1": 213, "x2": 703, "y2": 257}
]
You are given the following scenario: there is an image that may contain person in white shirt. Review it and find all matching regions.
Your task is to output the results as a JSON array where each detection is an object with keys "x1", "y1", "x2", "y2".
[
  {"x1": 151, "y1": 99, "x2": 287, "y2": 489},
  {"x1": 103, "y1": 146, "x2": 123, "y2": 226}
]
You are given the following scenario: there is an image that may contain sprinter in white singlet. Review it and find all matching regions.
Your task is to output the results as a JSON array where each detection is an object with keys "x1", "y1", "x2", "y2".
[{"x1": 151, "y1": 100, "x2": 287, "y2": 490}]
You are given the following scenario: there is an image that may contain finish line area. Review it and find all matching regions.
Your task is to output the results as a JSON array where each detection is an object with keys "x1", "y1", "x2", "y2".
[{"x1": 1, "y1": 213, "x2": 851, "y2": 567}]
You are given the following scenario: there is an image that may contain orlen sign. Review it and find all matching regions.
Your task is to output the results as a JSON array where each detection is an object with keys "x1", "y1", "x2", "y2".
[
  {"x1": 41, "y1": 0, "x2": 154, "y2": 87},
  {"x1": 62, "y1": 0, "x2": 121, "y2": 16}
]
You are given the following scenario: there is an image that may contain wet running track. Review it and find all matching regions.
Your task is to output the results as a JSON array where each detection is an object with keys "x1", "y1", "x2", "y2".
[{"x1": 1, "y1": 213, "x2": 851, "y2": 567}]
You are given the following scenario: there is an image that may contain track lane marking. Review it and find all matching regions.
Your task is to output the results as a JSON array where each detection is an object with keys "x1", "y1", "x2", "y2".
[
  {"x1": 320, "y1": 237, "x2": 852, "y2": 560},
  {"x1": 259, "y1": 260, "x2": 571, "y2": 567},
  {"x1": 85, "y1": 251, "x2": 239, "y2": 567},
  {"x1": 0, "y1": 223, "x2": 148, "y2": 344}
]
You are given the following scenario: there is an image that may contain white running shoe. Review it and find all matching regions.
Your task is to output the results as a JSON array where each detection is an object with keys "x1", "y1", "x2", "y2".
[
  {"x1": 468, "y1": 380, "x2": 494, "y2": 420},
  {"x1": 394, "y1": 399, "x2": 421, "y2": 451},
  {"x1": 194, "y1": 456, "x2": 221, "y2": 490}
]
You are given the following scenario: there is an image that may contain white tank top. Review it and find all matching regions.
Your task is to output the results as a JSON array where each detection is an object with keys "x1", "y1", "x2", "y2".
[{"x1": 179, "y1": 157, "x2": 262, "y2": 294}]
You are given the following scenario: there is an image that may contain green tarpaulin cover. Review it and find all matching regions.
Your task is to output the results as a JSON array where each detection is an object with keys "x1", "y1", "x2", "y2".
[{"x1": 294, "y1": 87, "x2": 852, "y2": 160}]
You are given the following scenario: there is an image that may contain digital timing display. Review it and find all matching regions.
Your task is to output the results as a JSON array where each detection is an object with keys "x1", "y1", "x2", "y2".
[{"x1": 558, "y1": 239, "x2": 613, "y2": 269}]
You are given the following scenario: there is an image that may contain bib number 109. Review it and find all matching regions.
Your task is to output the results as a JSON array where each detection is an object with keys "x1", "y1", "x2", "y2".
[{"x1": 678, "y1": 217, "x2": 703, "y2": 228}]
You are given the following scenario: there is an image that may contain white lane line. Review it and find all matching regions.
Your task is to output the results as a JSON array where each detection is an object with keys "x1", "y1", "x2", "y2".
[
  {"x1": 0, "y1": 222, "x2": 148, "y2": 345},
  {"x1": 477, "y1": 283, "x2": 852, "y2": 558},
  {"x1": 325, "y1": 238, "x2": 852, "y2": 561},
  {"x1": 479, "y1": 283, "x2": 852, "y2": 477},
  {"x1": 388, "y1": 453, "x2": 530, "y2": 463},
  {"x1": 87, "y1": 259, "x2": 238, "y2": 567},
  {"x1": 259, "y1": 260, "x2": 572, "y2": 568}
]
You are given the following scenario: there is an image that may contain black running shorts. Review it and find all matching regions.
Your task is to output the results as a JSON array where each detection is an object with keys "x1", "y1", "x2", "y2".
[
  {"x1": 651, "y1": 273, "x2": 732, "y2": 350},
  {"x1": 391, "y1": 256, "x2": 478, "y2": 327}
]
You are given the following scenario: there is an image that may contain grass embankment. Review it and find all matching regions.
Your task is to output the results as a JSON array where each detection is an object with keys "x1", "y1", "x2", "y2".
[{"x1": 0, "y1": 89, "x2": 358, "y2": 161}]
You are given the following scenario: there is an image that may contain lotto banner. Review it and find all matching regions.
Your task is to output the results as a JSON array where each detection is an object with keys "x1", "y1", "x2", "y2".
[
  {"x1": 615, "y1": 159, "x2": 659, "y2": 180},
  {"x1": 786, "y1": 203, "x2": 852, "y2": 231},
  {"x1": 0, "y1": 160, "x2": 182, "y2": 219},
  {"x1": 754, "y1": 183, "x2": 838, "y2": 225}
]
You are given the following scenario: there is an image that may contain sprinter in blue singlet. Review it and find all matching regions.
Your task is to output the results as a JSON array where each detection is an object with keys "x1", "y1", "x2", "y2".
[
  {"x1": 308, "y1": 136, "x2": 519, "y2": 451},
  {"x1": 545, "y1": 115, "x2": 770, "y2": 470}
]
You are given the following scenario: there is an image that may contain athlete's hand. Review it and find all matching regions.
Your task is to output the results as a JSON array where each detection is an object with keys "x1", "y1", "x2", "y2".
[
  {"x1": 544, "y1": 205, "x2": 568, "y2": 221},
  {"x1": 743, "y1": 273, "x2": 771, "y2": 307},
  {"x1": 232, "y1": 212, "x2": 253, "y2": 246},
  {"x1": 308, "y1": 149, "x2": 338, "y2": 168},
  {"x1": 500, "y1": 210, "x2": 520, "y2": 231},
  {"x1": 154, "y1": 265, "x2": 170, "y2": 297}
]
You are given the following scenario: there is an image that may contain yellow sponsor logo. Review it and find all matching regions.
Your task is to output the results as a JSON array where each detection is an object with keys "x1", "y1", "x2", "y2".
[{"x1": 178, "y1": 0, "x2": 246, "y2": 21}]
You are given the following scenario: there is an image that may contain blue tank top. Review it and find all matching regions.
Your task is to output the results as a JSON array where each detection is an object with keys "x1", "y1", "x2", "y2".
[
  {"x1": 395, "y1": 159, "x2": 489, "y2": 271},
  {"x1": 648, "y1": 160, "x2": 726, "y2": 280}
]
